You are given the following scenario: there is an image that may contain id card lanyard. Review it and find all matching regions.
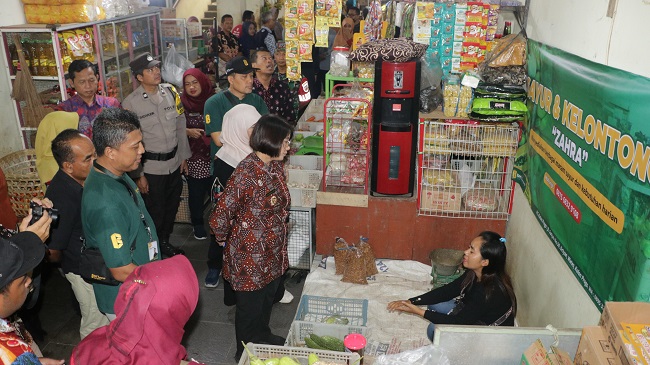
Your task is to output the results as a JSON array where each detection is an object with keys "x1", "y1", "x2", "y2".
[{"x1": 93, "y1": 161, "x2": 155, "y2": 249}]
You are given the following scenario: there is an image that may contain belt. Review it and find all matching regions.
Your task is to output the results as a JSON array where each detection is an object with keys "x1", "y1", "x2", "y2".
[{"x1": 143, "y1": 145, "x2": 178, "y2": 161}]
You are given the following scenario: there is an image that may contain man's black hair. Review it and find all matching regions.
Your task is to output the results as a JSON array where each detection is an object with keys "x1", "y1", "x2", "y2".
[{"x1": 51, "y1": 129, "x2": 85, "y2": 168}]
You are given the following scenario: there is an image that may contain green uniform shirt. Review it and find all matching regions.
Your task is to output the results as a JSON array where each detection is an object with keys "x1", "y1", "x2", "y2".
[
  {"x1": 81, "y1": 168, "x2": 160, "y2": 314},
  {"x1": 204, "y1": 91, "x2": 269, "y2": 168}
]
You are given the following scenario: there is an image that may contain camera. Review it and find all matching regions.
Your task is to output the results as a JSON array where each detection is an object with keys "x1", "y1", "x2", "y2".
[{"x1": 29, "y1": 201, "x2": 59, "y2": 225}]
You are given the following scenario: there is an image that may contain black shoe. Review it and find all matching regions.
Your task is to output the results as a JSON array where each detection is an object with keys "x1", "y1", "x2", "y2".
[
  {"x1": 160, "y1": 241, "x2": 185, "y2": 258},
  {"x1": 267, "y1": 334, "x2": 286, "y2": 346}
]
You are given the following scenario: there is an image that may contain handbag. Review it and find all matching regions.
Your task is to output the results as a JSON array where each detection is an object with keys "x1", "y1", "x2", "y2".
[{"x1": 79, "y1": 239, "x2": 125, "y2": 286}]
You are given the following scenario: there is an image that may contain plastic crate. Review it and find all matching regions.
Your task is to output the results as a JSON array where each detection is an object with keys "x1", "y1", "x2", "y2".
[
  {"x1": 285, "y1": 320, "x2": 369, "y2": 347},
  {"x1": 287, "y1": 170, "x2": 322, "y2": 208},
  {"x1": 238, "y1": 343, "x2": 359, "y2": 365},
  {"x1": 295, "y1": 295, "x2": 368, "y2": 326},
  {"x1": 296, "y1": 121, "x2": 324, "y2": 132},
  {"x1": 288, "y1": 155, "x2": 324, "y2": 171}
]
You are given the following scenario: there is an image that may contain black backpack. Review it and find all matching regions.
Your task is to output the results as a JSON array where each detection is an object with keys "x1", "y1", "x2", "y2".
[{"x1": 253, "y1": 28, "x2": 272, "y2": 50}]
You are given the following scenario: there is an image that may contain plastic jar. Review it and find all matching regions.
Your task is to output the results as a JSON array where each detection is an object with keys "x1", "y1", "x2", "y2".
[
  {"x1": 344, "y1": 333, "x2": 367, "y2": 364},
  {"x1": 330, "y1": 46, "x2": 350, "y2": 77}
]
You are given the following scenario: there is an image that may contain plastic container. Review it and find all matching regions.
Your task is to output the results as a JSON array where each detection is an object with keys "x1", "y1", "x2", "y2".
[
  {"x1": 295, "y1": 295, "x2": 368, "y2": 326},
  {"x1": 344, "y1": 333, "x2": 367, "y2": 365},
  {"x1": 238, "y1": 343, "x2": 360, "y2": 365},
  {"x1": 429, "y1": 248, "x2": 464, "y2": 276},
  {"x1": 287, "y1": 169, "x2": 322, "y2": 208},
  {"x1": 330, "y1": 46, "x2": 350, "y2": 77}
]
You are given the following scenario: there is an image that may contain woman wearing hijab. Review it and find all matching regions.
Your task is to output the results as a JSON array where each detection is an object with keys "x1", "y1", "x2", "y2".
[
  {"x1": 180, "y1": 69, "x2": 215, "y2": 240},
  {"x1": 333, "y1": 17, "x2": 354, "y2": 48},
  {"x1": 70, "y1": 255, "x2": 203, "y2": 365},
  {"x1": 239, "y1": 21, "x2": 258, "y2": 58}
]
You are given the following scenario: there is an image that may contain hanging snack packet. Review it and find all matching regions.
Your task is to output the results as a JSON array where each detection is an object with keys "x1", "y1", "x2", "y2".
[{"x1": 299, "y1": 42, "x2": 313, "y2": 61}]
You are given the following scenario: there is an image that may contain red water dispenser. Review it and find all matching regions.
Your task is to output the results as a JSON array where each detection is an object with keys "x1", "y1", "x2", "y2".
[{"x1": 371, "y1": 60, "x2": 420, "y2": 196}]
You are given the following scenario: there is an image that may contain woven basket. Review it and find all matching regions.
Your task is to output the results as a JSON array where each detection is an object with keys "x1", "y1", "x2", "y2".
[{"x1": 0, "y1": 149, "x2": 44, "y2": 218}]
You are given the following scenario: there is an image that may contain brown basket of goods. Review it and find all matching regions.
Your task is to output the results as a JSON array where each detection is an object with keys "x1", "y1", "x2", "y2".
[{"x1": 0, "y1": 149, "x2": 44, "y2": 218}]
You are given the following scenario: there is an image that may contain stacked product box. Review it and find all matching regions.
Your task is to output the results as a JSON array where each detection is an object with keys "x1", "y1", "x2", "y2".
[
  {"x1": 598, "y1": 302, "x2": 650, "y2": 365},
  {"x1": 461, "y1": 2, "x2": 487, "y2": 73}
]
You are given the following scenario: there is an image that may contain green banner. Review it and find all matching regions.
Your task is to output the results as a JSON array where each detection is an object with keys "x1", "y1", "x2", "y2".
[{"x1": 514, "y1": 40, "x2": 650, "y2": 309}]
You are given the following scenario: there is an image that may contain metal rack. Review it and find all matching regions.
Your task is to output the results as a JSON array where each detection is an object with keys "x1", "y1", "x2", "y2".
[
  {"x1": 0, "y1": 9, "x2": 161, "y2": 148},
  {"x1": 417, "y1": 120, "x2": 520, "y2": 219},
  {"x1": 287, "y1": 207, "x2": 315, "y2": 271},
  {"x1": 323, "y1": 94, "x2": 372, "y2": 195}
]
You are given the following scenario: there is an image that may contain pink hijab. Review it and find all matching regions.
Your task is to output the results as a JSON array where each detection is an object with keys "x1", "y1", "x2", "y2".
[{"x1": 70, "y1": 256, "x2": 199, "y2": 365}]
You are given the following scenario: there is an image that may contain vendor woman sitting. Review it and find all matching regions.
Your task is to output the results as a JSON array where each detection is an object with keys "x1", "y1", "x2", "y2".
[{"x1": 387, "y1": 231, "x2": 516, "y2": 341}]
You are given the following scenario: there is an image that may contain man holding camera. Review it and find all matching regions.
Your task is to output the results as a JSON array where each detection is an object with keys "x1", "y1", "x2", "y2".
[
  {"x1": 1, "y1": 201, "x2": 64, "y2": 365},
  {"x1": 81, "y1": 108, "x2": 160, "y2": 320},
  {"x1": 45, "y1": 129, "x2": 109, "y2": 338}
]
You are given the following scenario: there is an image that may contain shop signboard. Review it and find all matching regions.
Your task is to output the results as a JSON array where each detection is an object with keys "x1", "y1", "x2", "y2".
[{"x1": 514, "y1": 40, "x2": 650, "y2": 309}]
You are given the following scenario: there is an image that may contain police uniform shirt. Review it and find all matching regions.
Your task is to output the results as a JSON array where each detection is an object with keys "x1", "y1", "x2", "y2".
[{"x1": 122, "y1": 83, "x2": 192, "y2": 176}]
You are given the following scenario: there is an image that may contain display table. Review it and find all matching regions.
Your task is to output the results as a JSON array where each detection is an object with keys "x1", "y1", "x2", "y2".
[
  {"x1": 297, "y1": 256, "x2": 582, "y2": 364},
  {"x1": 300, "y1": 257, "x2": 436, "y2": 362}
]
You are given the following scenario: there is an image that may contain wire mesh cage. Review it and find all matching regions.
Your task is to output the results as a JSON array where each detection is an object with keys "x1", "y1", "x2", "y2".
[
  {"x1": 287, "y1": 207, "x2": 314, "y2": 271},
  {"x1": 323, "y1": 96, "x2": 372, "y2": 195},
  {"x1": 418, "y1": 120, "x2": 520, "y2": 219}
]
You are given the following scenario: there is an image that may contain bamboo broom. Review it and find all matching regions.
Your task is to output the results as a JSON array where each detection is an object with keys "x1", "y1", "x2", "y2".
[{"x1": 10, "y1": 34, "x2": 49, "y2": 128}]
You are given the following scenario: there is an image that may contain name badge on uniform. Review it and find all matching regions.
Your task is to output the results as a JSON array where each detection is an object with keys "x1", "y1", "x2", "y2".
[{"x1": 148, "y1": 241, "x2": 159, "y2": 260}]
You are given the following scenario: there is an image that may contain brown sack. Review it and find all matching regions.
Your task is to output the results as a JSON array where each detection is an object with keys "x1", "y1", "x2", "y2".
[
  {"x1": 357, "y1": 236, "x2": 378, "y2": 277},
  {"x1": 333, "y1": 237, "x2": 351, "y2": 275},
  {"x1": 341, "y1": 247, "x2": 368, "y2": 285}
]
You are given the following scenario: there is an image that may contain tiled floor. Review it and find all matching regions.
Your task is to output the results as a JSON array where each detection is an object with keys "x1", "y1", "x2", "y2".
[{"x1": 34, "y1": 223, "x2": 306, "y2": 365}]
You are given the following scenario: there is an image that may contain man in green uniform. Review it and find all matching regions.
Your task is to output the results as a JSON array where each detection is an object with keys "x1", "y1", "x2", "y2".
[
  {"x1": 81, "y1": 108, "x2": 160, "y2": 319},
  {"x1": 122, "y1": 53, "x2": 191, "y2": 258},
  {"x1": 202, "y1": 56, "x2": 268, "y2": 288}
]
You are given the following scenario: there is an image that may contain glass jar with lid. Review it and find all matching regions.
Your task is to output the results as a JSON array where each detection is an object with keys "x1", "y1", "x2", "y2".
[{"x1": 330, "y1": 46, "x2": 350, "y2": 77}]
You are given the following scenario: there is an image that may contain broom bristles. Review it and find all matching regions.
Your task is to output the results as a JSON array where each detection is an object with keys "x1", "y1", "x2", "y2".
[{"x1": 11, "y1": 34, "x2": 50, "y2": 128}]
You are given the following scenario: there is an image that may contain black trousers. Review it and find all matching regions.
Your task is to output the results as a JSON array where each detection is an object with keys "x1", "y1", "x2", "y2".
[
  {"x1": 142, "y1": 167, "x2": 182, "y2": 244},
  {"x1": 186, "y1": 175, "x2": 211, "y2": 227},
  {"x1": 207, "y1": 159, "x2": 235, "y2": 270},
  {"x1": 234, "y1": 276, "x2": 282, "y2": 358}
]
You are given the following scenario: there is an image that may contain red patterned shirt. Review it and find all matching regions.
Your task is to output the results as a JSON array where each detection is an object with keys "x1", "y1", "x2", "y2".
[
  {"x1": 209, "y1": 153, "x2": 290, "y2": 291},
  {"x1": 253, "y1": 77, "x2": 295, "y2": 124},
  {"x1": 57, "y1": 94, "x2": 121, "y2": 139}
]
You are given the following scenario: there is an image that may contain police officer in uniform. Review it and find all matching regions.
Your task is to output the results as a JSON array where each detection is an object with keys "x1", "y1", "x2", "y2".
[{"x1": 122, "y1": 53, "x2": 191, "y2": 258}]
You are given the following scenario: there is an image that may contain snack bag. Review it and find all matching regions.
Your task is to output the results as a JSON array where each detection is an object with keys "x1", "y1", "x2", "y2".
[
  {"x1": 62, "y1": 29, "x2": 84, "y2": 59},
  {"x1": 299, "y1": 42, "x2": 313, "y2": 61},
  {"x1": 357, "y1": 236, "x2": 378, "y2": 277},
  {"x1": 342, "y1": 247, "x2": 368, "y2": 285},
  {"x1": 333, "y1": 237, "x2": 351, "y2": 275},
  {"x1": 298, "y1": 21, "x2": 314, "y2": 42}
]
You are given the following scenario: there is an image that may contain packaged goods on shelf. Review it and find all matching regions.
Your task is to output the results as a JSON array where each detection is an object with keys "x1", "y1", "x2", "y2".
[{"x1": 24, "y1": 3, "x2": 106, "y2": 24}]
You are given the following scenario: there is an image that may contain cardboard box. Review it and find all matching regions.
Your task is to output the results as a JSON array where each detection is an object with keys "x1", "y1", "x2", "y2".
[
  {"x1": 160, "y1": 8, "x2": 176, "y2": 19},
  {"x1": 599, "y1": 302, "x2": 650, "y2": 365},
  {"x1": 522, "y1": 339, "x2": 572, "y2": 365},
  {"x1": 574, "y1": 326, "x2": 621, "y2": 365},
  {"x1": 420, "y1": 188, "x2": 462, "y2": 212}
]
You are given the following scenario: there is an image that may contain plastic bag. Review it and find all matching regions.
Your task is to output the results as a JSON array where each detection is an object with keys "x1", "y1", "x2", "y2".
[
  {"x1": 162, "y1": 44, "x2": 194, "y2": 89},
  {"x1": 486, "y1": 33, "x2": 526, "y2": 67},
  {"x1": 374, "y1": 345, "x2": 450, "y2": 365}
]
